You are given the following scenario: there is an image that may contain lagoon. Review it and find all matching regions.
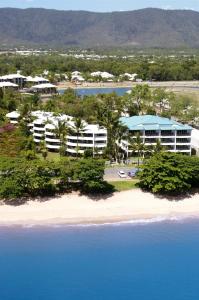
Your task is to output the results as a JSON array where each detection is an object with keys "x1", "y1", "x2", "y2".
[{"x1": 59, "y1": 87, "x2": 131, "y2": 96}]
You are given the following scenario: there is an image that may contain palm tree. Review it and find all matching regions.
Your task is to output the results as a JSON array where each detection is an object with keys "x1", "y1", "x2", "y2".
[
  {"x1": 129, "y1": 133, "x2": 146, "y2": 167},
  {"x1": 153, "y1": 139, "x2": 164, "y2": 154},
  {"x1": 70, "y1": 117, "x2": 86, "y2": 156},
  {"x1": 112, "y1": 121, "x2": 128, "y2": 163},
  {"x1": 97, "y1": 93, "x2": 125, "y2": 160},
  {"x1": 128, "y1": 84, "x2": 151, "y2": 115},
  {"x1": 54, "y1": 120, "x2": 69, "y2": 157},
  {"x1": 39, "y1": 140, "x2": 48, "y2": 160}
]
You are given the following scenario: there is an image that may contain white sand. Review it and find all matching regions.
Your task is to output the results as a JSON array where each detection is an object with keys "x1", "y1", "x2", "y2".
[{"x1": 0, "y1": 189, "x2": 199, "y2": 226}]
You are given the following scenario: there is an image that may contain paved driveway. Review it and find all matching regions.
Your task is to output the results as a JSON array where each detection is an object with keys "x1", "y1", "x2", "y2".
[{"x1": 104, "y1": 167, "x2": 136, "y2": 181}]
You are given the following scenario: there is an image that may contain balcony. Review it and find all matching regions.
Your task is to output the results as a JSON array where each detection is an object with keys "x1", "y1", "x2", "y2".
[
  {"x1": 145, "y1": 138, "x2": 158, "y2": 144},
  {"x1": 176, "y1": 131, "x2": 191, "y2": 137},
  {"x1": 161, "y1": 131, "x2": 175, "y2": 136},
  {"x1": 176, "y1": 145, "x2": 191, "y2": 151},
  {"x1": 176, "y1": 138, "x2": 191, "y2": 144},
  {"x1": 161, "y1": 138, "x2": 175, "y2": 144},
  {"x1": 145, "y1": 131, "x2": 159, "y2": 137}
]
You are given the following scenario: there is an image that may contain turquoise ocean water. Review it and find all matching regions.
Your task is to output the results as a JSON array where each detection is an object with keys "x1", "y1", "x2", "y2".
[{"x1": 1, "y1": 219, "x2": 199, "y2": 300}]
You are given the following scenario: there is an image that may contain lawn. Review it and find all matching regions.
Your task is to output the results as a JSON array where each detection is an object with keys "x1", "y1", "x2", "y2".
[
  {"x1": 109, "y1": 180, "x2": 139, "y2": 192},
  {"x1": 38, "y1": 152, "x2": 61, "y2": 162}
]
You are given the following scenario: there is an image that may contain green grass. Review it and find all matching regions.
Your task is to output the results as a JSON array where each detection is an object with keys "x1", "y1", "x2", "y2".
[
  {"x1": 109, "y1": 180, "x2": 139, "y2": 192},
  {"x1": 37, "y1": 152, "x2": 61, "y2": 162}
]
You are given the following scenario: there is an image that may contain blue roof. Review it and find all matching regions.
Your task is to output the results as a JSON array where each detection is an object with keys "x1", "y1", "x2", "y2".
[{"x1": 120, "y1": 115, "x2": 192, "y2": 131}]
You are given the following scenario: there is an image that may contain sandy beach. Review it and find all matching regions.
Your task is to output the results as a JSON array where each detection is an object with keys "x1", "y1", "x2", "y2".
[{"x1": 0, "y1": 189, "x2": 199, "y2": 226}]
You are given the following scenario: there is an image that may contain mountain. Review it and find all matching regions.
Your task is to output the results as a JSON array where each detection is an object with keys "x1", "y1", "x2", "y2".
[{"x1": 1, "y1": 7, "x2": 199, "y2": 48}]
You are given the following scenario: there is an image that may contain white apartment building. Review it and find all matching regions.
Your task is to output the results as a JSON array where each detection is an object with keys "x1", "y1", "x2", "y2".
[
  {"x1": 120, "y1": 115, "x2": 193, "y2": 155},
  {"x1": 6, "y1": 111, "x2": 107, "y2": 155}
]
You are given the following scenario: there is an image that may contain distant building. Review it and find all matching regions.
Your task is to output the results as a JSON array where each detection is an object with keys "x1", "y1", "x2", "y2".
[
  {"x1": 26, "y1": 76, "x2": 49, "y2": 85},
  {"x1": 30, "y1": 83, "x2": 57, "y2": 94},
  {"x1": 0, "y1": 82, "x2": 18, "y2": 90},
  {"x1": 120, "y1": 115, "x2": 192, "y2": 156},
  {"x1": 0, "y1": 73, "x2": 26, "y2": 88},
  {"x1": 6, "y1": 111, "x2": 20, "y2": 124}
]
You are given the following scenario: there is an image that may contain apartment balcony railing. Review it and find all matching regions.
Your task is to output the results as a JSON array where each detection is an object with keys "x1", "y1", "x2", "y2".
[
  {"x1": 161, "y1": 138, "x2": 175, "y2": 144},
  {"x1": 176, "y1": 139, "x2": 191, "y2": 144},
  {"x1": 161, "y1": 131, "x2": 175, "y2": 136},
  {"x1": 176, "y1": 131, "x2": 191, "y2": 136}
]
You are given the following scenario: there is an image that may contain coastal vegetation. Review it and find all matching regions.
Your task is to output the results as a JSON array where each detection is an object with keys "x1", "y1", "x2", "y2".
[
  {"x1": 0, "y1": 156, "x2": 113, "y2": 200},
  {"x1": 139, "y1": 152, "x2": 199, "y2": 194}
]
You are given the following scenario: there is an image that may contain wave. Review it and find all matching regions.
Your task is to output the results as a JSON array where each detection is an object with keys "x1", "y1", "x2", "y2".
[{"x1": 0, "y1": 214, "x2": 198, "y2": 230}]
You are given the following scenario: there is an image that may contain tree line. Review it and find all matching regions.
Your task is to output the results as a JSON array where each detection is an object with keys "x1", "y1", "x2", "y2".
[{"x1": 2, "y1": 54, "x2": 199, "y2": 81}]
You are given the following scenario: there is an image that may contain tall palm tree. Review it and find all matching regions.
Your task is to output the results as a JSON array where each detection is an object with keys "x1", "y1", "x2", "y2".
[
  {"x1": 54, "y1": 120, "x2": 69, "y2": 157},
  {"x1": 129, "y1": 133, "x2": 146, "y2": 167},
  {"x1": 112, "y1": 121, "x2": 128, "y2": 163},
  {"x1": 128, "y1": 84, "x2": 151, "y2": 115},
  {"x1": 97, "y1": 93, "x2": 125, "y2": 160},
  {"x1": 70, "y1": 117, "x2": 86, "y2": 156}
]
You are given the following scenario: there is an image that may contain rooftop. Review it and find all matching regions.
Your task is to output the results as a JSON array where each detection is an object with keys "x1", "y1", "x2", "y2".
[{"x1": 120, "y1": 115, "x2": 192, "y2": 131}]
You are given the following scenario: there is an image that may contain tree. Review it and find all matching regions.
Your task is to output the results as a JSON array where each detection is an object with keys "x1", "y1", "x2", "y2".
[
  {"x1": 53, "y1": 120, "x2": 69, "y2": 157},
  {"x1": 70, "y1": 117, "x2": 86, "y2": 156},
  {"x1": 112, "y1": 121, "x2": 128, "y2": 163},
  {"x1": 129, "y1": 133, "x2": 146, "y2": 167},
  {"x1": 138, "y1": 152, "x2": 199, "y2": 194},
  {"x1": 0, "y1": 124, "x2": 25, "y2": 157},
  {"x1": 74, "y1": 159, "x2": 112, "y2": 193},
  {"x1": 127, "y1": 84, "x2": 151, "y2": 115},
  {"x1": 0, "y1": 157, "x2": 56, "y2": 199},
  {"x1": 38, "y1": 140, "x2": 48, "y2": 160},
  {"x1": 97, "y1": 93, "x2": 124, "y2": 160}
]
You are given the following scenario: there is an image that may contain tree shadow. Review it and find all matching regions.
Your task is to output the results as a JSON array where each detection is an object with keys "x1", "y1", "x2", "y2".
[{"x1": 153, "y1": 188, "x2": 199, "y2": 202}]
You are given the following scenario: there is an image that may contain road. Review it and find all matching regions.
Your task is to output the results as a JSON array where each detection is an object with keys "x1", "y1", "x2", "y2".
[{"x1": 104, "y1": 167, "x2": 136, "y2": 181}]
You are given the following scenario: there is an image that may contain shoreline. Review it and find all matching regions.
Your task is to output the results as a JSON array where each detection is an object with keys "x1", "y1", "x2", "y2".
[
  {"x1": 0, "y1": 189, "x2": 199, "y2": 227},
  {"x1": 57, "y1": 80, "x2": 199, "y2": 91}
]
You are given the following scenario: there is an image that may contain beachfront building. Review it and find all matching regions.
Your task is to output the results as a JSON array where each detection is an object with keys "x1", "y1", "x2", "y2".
[
  {"x1": 6, "y1": 111, "x2": 107, "y2": 155},
  {"x1": 120, "y1": 115, "x2": 192, "y2": 156}
]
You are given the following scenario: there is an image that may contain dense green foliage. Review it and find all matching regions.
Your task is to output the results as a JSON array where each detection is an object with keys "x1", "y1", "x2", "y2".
[
  {"x1": 0, "y1": 157, "x2": 112, "y2": 200},
  {"x1": 139, "y1": 153, "x2": 199, "y2": 194},
  {"x1": 2, "y1": 52, "x2": 199, "y2": 81}
]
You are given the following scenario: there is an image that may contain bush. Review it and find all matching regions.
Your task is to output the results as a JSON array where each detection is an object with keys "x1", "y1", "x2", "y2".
[{"x1": 138, "y1": 152, "x2": 199, "y2": 195}]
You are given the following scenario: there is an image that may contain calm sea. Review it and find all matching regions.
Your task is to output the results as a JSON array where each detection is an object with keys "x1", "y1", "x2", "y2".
[
  {"x1": 1, "y1": 219, "x2": 199, "y2": 300},
  {"x1": 59, "y1": 87, "x2": 131, "y2": 96}
]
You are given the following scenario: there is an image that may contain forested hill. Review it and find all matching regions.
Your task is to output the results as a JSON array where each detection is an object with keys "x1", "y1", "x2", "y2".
[{"x1": 1, "y1": 7, "x2": 199, "y2": 48}]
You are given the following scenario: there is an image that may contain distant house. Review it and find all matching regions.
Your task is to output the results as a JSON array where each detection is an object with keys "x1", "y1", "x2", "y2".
[
  {"x1": 120, "y1": 73, "x2": 138, "y2": 81},
  {"x1": 6, "y1": 111, "x2": 20, "y2": 124},
  {"x1": 0, "y1": 81, "x2": 18, "y2": 90},
  {"x1": 26, "y1": 76, "x2": 49, "y2": 85},
  {"x1": 0, "y1": 73, "x2": 26, "y2": 88},
  {"x1": 90, "y1": 71, "x2": 114, "y2": 81},
  {"x1": 30, "y1": 83, "x2": 57, "y2": 94}
]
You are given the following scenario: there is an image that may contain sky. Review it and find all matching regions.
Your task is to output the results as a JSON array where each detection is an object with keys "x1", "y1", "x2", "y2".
[{"x1": 0, "y1": 0, "x2": 199, "y2": 12}]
